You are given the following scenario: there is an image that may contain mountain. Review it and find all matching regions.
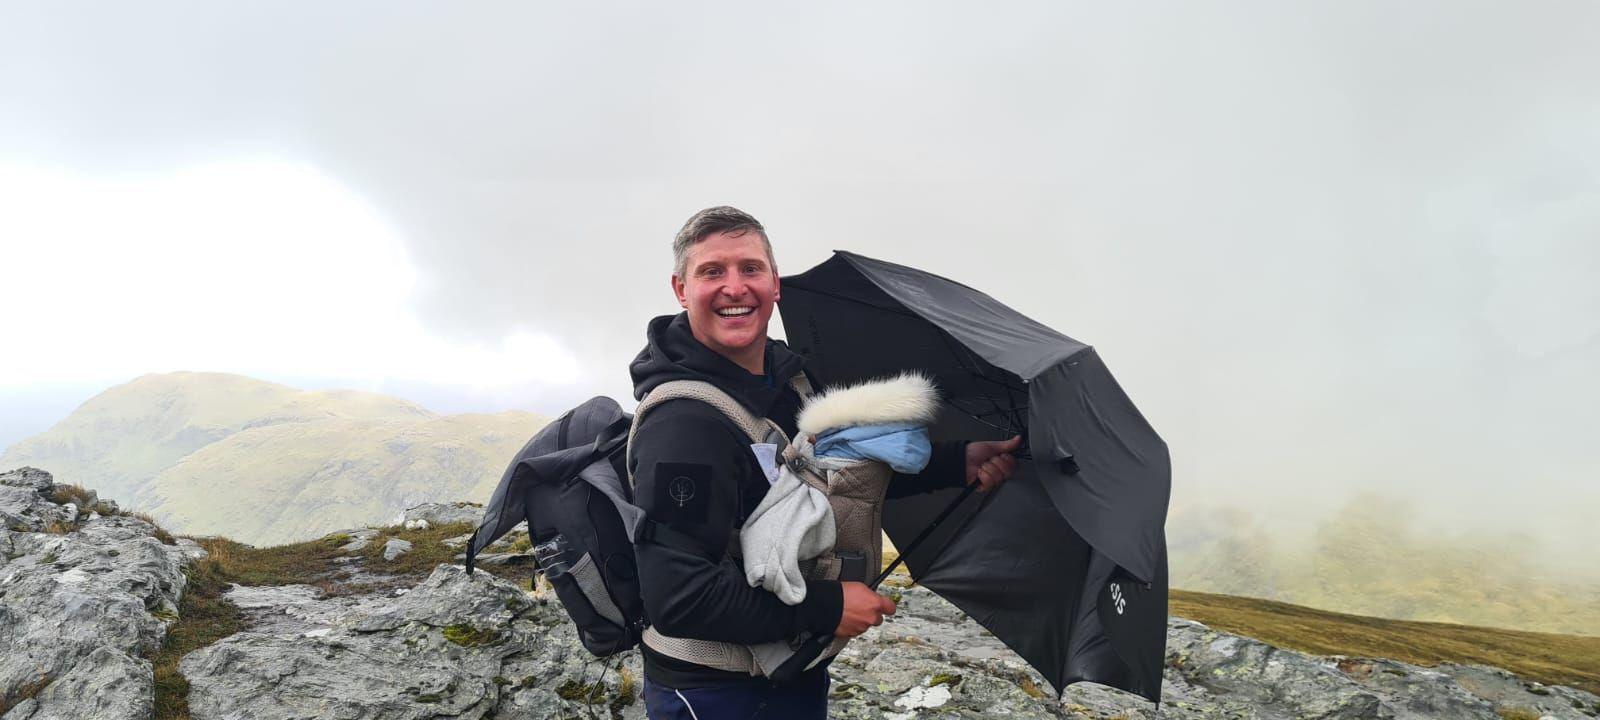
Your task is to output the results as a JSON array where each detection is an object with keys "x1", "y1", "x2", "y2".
[
  {"x1": 0, "y1": 372, "x2": 432, "y2": 504},
  {"x1": 0, "y1": 373, "x2": 546, "y2": 546},
  {"x1": 142, "y1": 412, "x2": 541, "y2": 545}
]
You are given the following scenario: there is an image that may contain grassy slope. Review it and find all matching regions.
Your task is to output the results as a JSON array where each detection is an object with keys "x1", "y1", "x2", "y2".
[
  {"x1": 0, "y1": 371, "x2": 432, "y2": 503},
  {"x1": 143, "y1": 411, "x2": 545, "y2": 545},
  {"x1": 1171, "y1": 588, "x2": 1600, "y2": 696}
]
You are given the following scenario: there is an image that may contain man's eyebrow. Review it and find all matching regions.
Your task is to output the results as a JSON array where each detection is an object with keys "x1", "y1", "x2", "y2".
[{"x1": 694, "y1": 257, "x2": 767, "y2": 272}]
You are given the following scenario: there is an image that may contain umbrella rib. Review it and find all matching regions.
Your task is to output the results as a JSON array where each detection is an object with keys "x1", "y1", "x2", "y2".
[{"x1": 786, "y1": 286, "x2": 928, "y2": 321}]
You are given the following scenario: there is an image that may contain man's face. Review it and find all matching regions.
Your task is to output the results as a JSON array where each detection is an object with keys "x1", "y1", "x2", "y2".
[{"x1": 672, "y1": 229, "x2": 780, "y2": 367}]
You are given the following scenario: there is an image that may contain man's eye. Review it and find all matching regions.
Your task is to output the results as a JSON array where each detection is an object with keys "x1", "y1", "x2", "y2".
[
  {"x1": 702, "y1": 267, "x2": 723, "y2": 277},
  {"x1": 743, "y1": 264, "x2": 762, "y2": 274}
]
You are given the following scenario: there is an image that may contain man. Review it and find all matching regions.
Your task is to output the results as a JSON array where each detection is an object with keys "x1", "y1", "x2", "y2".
[{"x1": 629, "y1": 206, "x2": 1022, "y2": 719}]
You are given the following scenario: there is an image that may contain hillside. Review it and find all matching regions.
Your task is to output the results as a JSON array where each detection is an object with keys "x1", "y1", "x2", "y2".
[
  {"x1": 142, "y1": 411, "x2": 544, "y2": 545},
  {"x1": 1171, "y1": 588, "x2": 1600, "y2": 697},
  {"x1": 0, "y1": 372, "x2": 432, "y2": 504},
  {"x1": 0, "y1": 372, "x2": 548, "y2": 546}
]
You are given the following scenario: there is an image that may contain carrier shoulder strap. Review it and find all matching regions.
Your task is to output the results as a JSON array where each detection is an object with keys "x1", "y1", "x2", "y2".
[
  {"x1": 625, "y1": 374, "x2": 813, "y2": 676},
  {"x1": 626, "y1": 376, "x2": 807, "y2": 488}
]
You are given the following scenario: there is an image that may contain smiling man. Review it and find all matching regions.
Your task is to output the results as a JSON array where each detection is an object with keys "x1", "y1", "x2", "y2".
[{"x1": 627, "y1": 206, "x2": 1020, "y2": 719}]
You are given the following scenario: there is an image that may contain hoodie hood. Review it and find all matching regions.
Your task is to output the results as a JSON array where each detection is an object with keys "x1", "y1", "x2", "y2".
[{"x1": 630, "y1": 313, "x2": 808, "y2": 420}]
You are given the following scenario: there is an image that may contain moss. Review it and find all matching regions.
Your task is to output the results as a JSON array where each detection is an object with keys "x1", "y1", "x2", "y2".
[
  {"x1": 556, "y1": 679, "x2": 607, "y2": 704},
  {"x1": 414, "y1": 693, "x2": 442, "y2": 703},
  {"x1": 442, "y1": 623, "x2": 504, "y2": 647},
  {"x1": 1498, "y1": 708, "x2": 1542, "y2": 720},
  {"x1": 1017, "y1": 676, "x2": 1047, "y2": 699},
  {"x1": 492, "y1": 676, "x2": 511, "y2": 686},
  {"x1": 325, "y1": 533, "x2": 351, "y2": 546},
  {"x1": 150, "y1": 609, "x2": 178, "y2": 622},
  {"x1": 928, "y1": 672, "x2": 962, "y2": 688},
  {"x1": 39, "y1": 552, "x2": 57, "y2": 565},
  {"x1": 1525, "y1": 684, "x2": 1552, "y2": 696},
  {"x1": 0, "y1": 672, "x2": 51, "y2": 715}
]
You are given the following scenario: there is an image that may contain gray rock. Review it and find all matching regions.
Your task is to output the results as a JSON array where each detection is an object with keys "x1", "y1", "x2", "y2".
[
  {"x1": 0, "y1": 468, "x2": 54, "y2": 493},
  {"x1": 171, "y1": 563, "x2": 1600, "y2": 720},
  {"x1": 338, "y1": 528, "x2": 380, "y2": 553},
  {"x1": 182, "y1": 566, "x2": 644, "y2": 720},
  {"x1": 0, "y1": 468, "x2": 189, "y2": 720},
  {"x1": 174, "y1": 537, "x2": 208, "y2": 561},
  {"x1": 396, "y1": 502, "x2": 482, "y2": 528},
  {"x1": 383, "y1": 538, "x2": 414, "y2": 561},
  {"x1": 4, "y1": 646, "x2": 153, "y2": 720}
]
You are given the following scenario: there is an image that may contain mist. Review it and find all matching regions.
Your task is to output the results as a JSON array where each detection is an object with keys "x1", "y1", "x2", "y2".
[{"x1": 3, "y1": 2, "x2": 1597, "y2": 593}]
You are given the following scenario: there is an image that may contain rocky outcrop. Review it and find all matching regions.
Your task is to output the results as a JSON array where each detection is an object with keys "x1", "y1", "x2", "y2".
[
  {"x1": 173, "y1": 564, "x2": 1600, "y2": 720},
  {"x1": 1, "y1": 468, "x2": 191, "y2": 720},
  {"x1": 395, "y1": 502, "x2": 484, "y2": 528}
]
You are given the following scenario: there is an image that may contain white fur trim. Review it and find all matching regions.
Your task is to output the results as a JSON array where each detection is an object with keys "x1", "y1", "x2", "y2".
[{"x1": 796, "y1": 373, "x2": 940, "y2": 434}]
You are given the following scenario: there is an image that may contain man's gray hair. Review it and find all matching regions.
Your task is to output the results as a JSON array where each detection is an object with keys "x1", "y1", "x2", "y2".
[{"x1": 672, "y1": 206, "x2": 775, "y2": 278}]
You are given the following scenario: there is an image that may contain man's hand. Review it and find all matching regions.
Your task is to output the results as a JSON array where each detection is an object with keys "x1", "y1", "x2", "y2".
[
  {"x1": 965, "y1": 435, "x2": 1023, "y2": 492},
  {"x1": 835, "y1": 581, "x2": 896, "y2": 638}
]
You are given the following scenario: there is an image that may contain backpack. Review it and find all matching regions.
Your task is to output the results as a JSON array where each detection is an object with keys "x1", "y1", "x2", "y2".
[
  {"x1": 465, "y1": 396, "x2": 648, "y2": 657},
  {"x1": 466, "y1": 377, "x2": 813, "y2": 664}
]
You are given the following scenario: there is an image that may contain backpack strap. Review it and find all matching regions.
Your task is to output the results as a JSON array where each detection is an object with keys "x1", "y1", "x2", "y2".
[
  {"x1": 626, "y1": 377, "x2": 804, "y2": 487},
  {"x1": 626, "y1": 375, "x2": 812, "y2": 676}
]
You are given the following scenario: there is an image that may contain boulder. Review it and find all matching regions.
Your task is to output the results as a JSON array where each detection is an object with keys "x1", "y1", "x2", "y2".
[
  {"x1": 383, "y1": 538, "x2": 413, "y2": 561},
  {"x1": 0, "y1": 468, "x2": 189, "y2": 720},
  {"x1": 395, "y1": 503, "x2": 482, "y2": 528}
]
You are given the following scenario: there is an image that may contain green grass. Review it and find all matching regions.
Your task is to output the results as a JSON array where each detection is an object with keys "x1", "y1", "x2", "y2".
[
  {"x1": 1171, "y1": 588, "x2": 1600, "y2": 696},
  {"x1": 152, "y1": 548, "x2": 245, "y2": 720}
]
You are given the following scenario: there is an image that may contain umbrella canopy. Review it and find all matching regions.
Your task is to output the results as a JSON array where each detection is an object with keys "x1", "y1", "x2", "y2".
[{"x1": 779, "y1": 251, "x2": 1171, "y2": 701}]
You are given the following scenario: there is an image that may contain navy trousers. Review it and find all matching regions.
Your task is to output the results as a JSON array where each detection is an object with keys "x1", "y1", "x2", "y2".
[{"x1": 642, "y1": 671, "x2": 829, "y2": 720}]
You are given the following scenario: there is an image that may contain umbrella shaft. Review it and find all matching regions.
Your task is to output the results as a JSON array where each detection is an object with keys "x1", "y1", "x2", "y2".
[{"x1": 872, "y1": 483, "x2": 977, "y2": 589}]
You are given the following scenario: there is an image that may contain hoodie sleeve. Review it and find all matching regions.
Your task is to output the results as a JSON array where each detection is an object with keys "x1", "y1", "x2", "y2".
[
  {"x1": 886, "y1": 440, "x2": 968, "y2": 499},
  {"x1": 631, "y1": 400, "x2": 843, "y2": 643}
]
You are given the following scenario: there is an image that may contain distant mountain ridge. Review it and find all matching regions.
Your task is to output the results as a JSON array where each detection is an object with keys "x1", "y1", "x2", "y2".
[{"x1": 0, "y1": 372, "x2": 547, "y2": 545}]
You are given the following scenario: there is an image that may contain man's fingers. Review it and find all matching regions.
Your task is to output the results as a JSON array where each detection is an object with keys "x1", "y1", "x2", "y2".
[{"x1": 881, "y1": 596, "x2": 898, "y2": 615}]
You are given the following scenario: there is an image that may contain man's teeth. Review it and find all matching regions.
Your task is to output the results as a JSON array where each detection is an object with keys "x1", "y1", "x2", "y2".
[{"x1": 717, "y1": 307, "x2": 755, "y2": 317}]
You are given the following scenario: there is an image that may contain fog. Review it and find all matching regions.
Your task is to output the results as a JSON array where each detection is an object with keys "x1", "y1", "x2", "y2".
[{"x1": 3, "y1": 2, "x2": 1597, "y2": 574}]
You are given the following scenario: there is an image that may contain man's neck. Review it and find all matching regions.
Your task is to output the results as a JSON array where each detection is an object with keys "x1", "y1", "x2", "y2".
[{"x1": 729, "y1": 345, "x2": 765, "y2": 376}]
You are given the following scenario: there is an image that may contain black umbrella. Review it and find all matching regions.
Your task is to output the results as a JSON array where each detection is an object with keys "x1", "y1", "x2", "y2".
[{"x1": 778, "y1": 250, "x2": 1171, "y2": 702}]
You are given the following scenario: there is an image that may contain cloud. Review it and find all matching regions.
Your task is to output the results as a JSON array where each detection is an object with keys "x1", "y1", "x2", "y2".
[{"x1": 0, "y1": 159, "x2": 582, "y2": 394}]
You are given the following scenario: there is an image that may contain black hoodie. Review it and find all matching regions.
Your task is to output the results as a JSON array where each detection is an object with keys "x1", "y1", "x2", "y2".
[{"x1": 628, "y1": 313, "x2": 964, "y2": 689}]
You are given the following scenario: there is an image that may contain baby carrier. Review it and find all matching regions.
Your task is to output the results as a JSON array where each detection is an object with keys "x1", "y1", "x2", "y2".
[{"x1": 465, "y1": 373, "x2": 937, "y2": 677}]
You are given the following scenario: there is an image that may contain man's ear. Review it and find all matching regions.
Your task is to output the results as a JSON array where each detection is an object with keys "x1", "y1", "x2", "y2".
[
  {"x1": 772, "y1": 271, "x2": 781, "y2": 303},
  {"x1": 671, "y1": 274, "x2": 689, "y2": 309}
]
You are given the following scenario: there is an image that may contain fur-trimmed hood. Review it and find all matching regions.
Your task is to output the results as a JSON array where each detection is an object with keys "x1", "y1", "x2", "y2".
[{"x1": 796, "y1": 373, "x2": 940, "y2": 435}]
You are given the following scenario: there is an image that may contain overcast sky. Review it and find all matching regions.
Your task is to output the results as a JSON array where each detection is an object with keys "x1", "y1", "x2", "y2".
[{"x1": 2, "y1": 2, "x2": 1597, "y2": 560}]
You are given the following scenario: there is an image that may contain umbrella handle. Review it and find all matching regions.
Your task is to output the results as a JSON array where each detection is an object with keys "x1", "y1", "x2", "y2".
[
  {"x1": 769, "y1": 632, "x2": 835, "y2": 684},
  {"x1": 772, "y1": 483, "x2": 981, "y2": 685}
]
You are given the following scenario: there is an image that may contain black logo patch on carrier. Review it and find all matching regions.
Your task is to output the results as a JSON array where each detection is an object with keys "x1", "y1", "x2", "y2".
[{"x1": 653, "y1": 462, "x2": 712, "y2": 525}]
